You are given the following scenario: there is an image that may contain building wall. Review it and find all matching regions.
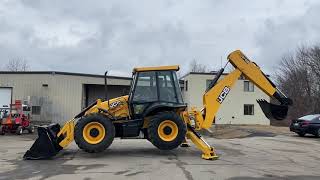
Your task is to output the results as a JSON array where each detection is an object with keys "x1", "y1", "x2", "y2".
[
  {"x1": 182, "y1": 73, "x2": 270, "y2": 125},
  {"x1": 0, "y1": 73, "x2": 131, "y2": 124},
  {"x1": 0, "y1": 74, "x2": 53, "y2": 122}
]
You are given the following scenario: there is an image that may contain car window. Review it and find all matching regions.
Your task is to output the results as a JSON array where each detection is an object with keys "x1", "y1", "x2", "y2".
[{"x1": 298, "y1": 114, "x2": 320, "y2": 121}]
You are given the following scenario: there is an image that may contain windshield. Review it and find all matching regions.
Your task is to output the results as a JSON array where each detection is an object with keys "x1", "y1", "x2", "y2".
[{"x1": 298, "y1": 114, "x2": 320, "y2": 121}]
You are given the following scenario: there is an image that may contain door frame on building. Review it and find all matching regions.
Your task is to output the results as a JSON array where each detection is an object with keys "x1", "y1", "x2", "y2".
[{"x1": 0, "y1": 87, "x2": 13, "y2": 118}]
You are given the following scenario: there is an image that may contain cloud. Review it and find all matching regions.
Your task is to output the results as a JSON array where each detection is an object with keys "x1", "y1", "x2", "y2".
[
  {"x1": 0, "y1": 0, "x2": 319, "y2": 76},
  {"x1": 254, "y1": 1, "x2": 320, "y2": 73}
]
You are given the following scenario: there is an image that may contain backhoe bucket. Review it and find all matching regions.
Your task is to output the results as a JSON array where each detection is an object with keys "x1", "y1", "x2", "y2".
[
  {"x1": 257, "y1": 99, "x2": 288, "y2": 120},
  {"x1": 23, "y1": 123, "x2": 63, "y2": 160}
]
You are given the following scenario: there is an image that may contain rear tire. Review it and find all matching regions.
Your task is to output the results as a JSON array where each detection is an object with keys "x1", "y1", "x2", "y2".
[
  {"x1": 314, "y1": 129, "x2": 320, "y2": 138},
  {"x1": 148, "y1": 112, "x2": 186, "y2": 150},
  {"x1": 74, "y1": 114, "x2": 115, "y2": 153},
  {"x1": 28, "y1": 125, "x2": 34, "y2": 134},
  {"x1": 297, "y1": 132, "x2": 305, "y2": 137},
  {"x1": 27, "y1": 126, "x2": 34, "y2": 134}
]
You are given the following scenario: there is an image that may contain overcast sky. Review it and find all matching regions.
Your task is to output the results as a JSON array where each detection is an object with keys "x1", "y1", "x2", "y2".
[{"x1": 0, "y1": 0, "x2": 319, "y2": 77}]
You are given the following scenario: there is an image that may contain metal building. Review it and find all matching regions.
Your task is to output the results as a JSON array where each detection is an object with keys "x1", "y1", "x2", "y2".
[{"x1": 0, "y1": 71, "x2": 131, "y2": 124}]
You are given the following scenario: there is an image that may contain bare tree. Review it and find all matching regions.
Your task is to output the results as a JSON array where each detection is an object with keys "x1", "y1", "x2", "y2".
[
  {"x1": 5, "y1": 58, "x2": 29, "y2": 71},
  {"x1": 275, "y1": 45, "x2": 320, "y2": 124},
  {"x1": 189, "y1": 59, "x2": 208, "y2": 73}
]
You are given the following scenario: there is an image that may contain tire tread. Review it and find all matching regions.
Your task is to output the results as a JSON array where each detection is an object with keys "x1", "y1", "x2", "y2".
[
  {"x1": 74, "y1": 114, "x2": 115, "y2": 153},
  {"x1": 148, "y1": 111, "x2": 186, "y2": 150}
]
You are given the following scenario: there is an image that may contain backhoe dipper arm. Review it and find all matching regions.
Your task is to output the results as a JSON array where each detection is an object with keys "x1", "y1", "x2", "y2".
[{"x1": 201, "y1": 50, "x2": 292, "y2": 129}]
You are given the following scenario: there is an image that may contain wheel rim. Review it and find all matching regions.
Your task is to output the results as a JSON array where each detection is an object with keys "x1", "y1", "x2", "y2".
[
  {"x1": 158, "y1": 120, "x2": 178, "y2": 142},
  {"x1": 83, "y1": 122, "x2": 106, "y2": 144}
]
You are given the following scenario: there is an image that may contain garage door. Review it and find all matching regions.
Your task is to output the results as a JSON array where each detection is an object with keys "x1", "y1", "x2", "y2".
[
  {"x1": 84, "y1": 85, "x2": 130, "y2": 107},
  {"x1": 0, "y1": 88, "x2": 12, "y2": 108}
]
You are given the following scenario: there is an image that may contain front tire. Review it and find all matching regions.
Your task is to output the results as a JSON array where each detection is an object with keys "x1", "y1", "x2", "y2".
[
  {"x1": 148, "y1": 112, "x2": 187, "y2": 150},
  {"x1": 74, "y1": 114, "x2": 115, "y2": 153}
]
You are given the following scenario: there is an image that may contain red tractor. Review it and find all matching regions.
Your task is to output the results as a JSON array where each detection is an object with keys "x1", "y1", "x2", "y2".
[{"x1": 0, "y1": 100, "x2": 34, "y2": 135}]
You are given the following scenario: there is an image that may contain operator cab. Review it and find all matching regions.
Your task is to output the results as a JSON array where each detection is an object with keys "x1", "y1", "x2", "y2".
[{"x1": 129, "y1": 65, "x2": 186, "y2": 118}]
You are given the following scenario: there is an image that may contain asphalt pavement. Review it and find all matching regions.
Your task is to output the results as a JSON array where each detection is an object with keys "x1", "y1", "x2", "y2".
[{"x1": 0, "y1": 133, "x2": 320, "y2": 180}]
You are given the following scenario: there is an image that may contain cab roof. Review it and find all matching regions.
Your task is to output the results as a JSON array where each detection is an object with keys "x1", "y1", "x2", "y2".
[{"x1": 133, "y1": 65, "x2": 180, "y2": 73}]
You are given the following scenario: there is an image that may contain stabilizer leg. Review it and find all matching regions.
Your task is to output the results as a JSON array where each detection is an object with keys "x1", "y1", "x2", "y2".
[{"x1": 186, "y1": 126, "x2": 218, "y2": 160}]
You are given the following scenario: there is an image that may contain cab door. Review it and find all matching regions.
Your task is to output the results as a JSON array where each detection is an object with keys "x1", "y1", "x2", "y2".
[{"x1": 129, "y1": 71, "x2": 158, "y2": 118}]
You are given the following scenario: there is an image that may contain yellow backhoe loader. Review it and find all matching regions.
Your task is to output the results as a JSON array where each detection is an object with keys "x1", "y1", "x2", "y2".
[{"x1": 24, "y1": 50, "x2": 292, "y2": 160}]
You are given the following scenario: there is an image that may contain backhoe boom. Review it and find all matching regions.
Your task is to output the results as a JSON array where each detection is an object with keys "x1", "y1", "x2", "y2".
[{"x1": 199, "y1": 50, "x2": 292, "y2": 129}]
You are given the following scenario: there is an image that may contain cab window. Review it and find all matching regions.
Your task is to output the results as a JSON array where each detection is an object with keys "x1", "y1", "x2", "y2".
[
  {"x1": 158, "y1": 71, "x2": 176, "y2": 103},
  {"x1": 132, "y1": 71, "x2": 157, "y2": 102}
]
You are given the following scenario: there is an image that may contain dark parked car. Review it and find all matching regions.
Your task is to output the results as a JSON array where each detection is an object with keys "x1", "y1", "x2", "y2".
[{"x1": 290, "y1": 114, "x2": 320, "y2": 137}]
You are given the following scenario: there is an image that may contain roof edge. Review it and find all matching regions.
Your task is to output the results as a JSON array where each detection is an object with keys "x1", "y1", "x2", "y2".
[
  {"x1": 180, "y1": 71, "x2": 270, "y2": 79},
  {"x1": 0, "y1": 71, "x2": 132, "y2": 80},
  {"x1": 133, "y1": 65, "x2": 179, "y2": 73}
]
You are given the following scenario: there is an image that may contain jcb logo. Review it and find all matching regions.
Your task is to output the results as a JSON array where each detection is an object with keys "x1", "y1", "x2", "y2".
[
  {"x1": 217, "y1": 86, "x2": 230, "y2": 104},
  {"x1": 109, "y1": 101, "x2": 121, "y2": 109}
]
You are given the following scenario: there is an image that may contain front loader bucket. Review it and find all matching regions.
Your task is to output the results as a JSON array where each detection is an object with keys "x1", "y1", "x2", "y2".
[
  {"x1": 257, "y1": 99, "x2": 288, "y2": 120},
  {"x1": 23, "y1": 123, "x2": 63, "y2": 160}
]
